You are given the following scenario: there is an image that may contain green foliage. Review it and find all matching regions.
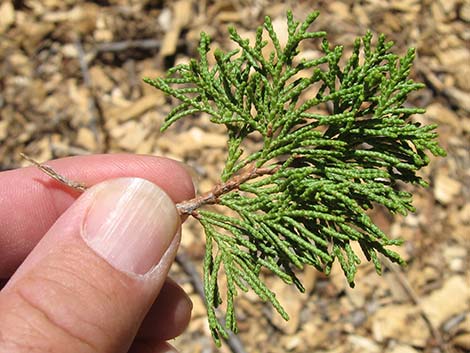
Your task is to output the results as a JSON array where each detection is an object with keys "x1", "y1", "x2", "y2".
[{"x1": 144, "y1": 11, "x2": 445, "y2": 345}]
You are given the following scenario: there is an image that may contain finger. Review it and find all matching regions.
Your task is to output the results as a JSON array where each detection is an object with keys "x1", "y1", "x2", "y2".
[
  {"x1": 0, "y1": 178, "x2": 186, "y2": 353},
  {"x1": 137, "y1": 278, "x2": 192, "y2": 341},
  {"x1": 0, "y1": 154, "x2": 195, "y2": 277}
]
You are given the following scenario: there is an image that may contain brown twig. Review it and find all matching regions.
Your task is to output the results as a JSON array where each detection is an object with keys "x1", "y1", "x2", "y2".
[
  {"x1": 176, "y1": 165, "x2": 280, "y2": 216},
  {"x1": 19, "y1": 154, "x2": 279, "y2": 216}
]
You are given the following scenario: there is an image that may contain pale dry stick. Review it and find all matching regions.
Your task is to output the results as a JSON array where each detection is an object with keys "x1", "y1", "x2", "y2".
[
  {"x1": 20, "y1": 153, "x2": 87, "y2": 192},
  {"x1": 20, "y1": 153, "x2": 251, "y2": 352},
  {"x1": 50, "y1": 144, "x2": 92, "y2": 158},
  {"x1": 91, "y1": 38, "x2": 186, "y2": 56},
  {"x1": 95, "y1": 39, "x2": 162, "y2": 53},
  {"x1": 85, "y1": 39, "x2": 163, "y2": 69},
  {"x1": 381, "y1": 257, "x2": 449, "y2": 353}
]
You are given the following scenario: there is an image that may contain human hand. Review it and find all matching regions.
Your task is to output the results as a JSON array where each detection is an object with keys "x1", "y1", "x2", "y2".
[{"x1": 0, "y1": 154, "x2": 195, "y2": 353}]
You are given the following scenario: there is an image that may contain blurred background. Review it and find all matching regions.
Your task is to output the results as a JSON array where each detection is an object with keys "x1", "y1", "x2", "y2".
[{"x1": 0, "y1": 1, "x2": 469, "y2": 352}]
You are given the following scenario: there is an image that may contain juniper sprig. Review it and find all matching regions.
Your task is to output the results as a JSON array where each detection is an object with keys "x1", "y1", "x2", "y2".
[{"x1": 144, "y1": 10, "x2": 445, "y2": 345}]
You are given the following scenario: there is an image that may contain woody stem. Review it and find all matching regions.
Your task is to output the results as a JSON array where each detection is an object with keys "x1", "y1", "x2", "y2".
[
  {"x1": 21, "y1": 153, "x2": 279, "y2": 218},
  {"x1": 176, "y1": 165, "x2": 280, "y2": 217}
]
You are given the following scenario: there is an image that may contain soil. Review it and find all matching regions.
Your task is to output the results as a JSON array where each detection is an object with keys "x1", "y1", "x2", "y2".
[{"x1": 1, "y1": 1, "x2": 469, "y2": 353}]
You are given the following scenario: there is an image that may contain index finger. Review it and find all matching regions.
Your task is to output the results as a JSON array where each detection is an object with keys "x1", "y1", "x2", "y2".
[{"x1": 0, "y1": 154, "x2": 195, "y2": 277}]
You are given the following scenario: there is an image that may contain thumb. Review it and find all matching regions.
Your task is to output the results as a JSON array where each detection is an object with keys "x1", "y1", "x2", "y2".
[{"x1": 0, "y1": 178, "x2": 181, "y2": 353}]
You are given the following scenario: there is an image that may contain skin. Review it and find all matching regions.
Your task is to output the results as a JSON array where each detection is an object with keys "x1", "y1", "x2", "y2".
[{"x1": 0, "y1": 154, "x2": 196, "y2": 353}]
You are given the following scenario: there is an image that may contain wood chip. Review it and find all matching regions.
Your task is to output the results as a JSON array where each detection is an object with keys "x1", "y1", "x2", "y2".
[
  {"x1": 268, "y1": 279, "x2": 304, "y2": 334},
  {"x1": 421, "y1": 276, "x2": 470, "y2": 327},
  {"x1": 106, "y1": 93, "x2": 165, "y2": 123},
  {"x1": 348, "y1": 335, "x2": 380, "y2": 353},
  {"x1": 386, "y1": 344, "x2": 420, "y2": 353},
  {"x1": 372, "y1": 304, "x2": 428, "y2": 346},
  {"x1": 425, "y1": 103, "x2": 462, "y2": 130},
  {"x1": 76, "y1": 127, "x2": 97, "y2": 151},
  {"x1": 460, "y1": 2, "x2": 470, "y2": 22},
  {"x1": 89, "y1": 66, "x2": 114, "y2": 92},
  {"x1": 434, "y1": 172, "x2": 462, "y2": 205},
  {"x1": 110, "y1": 120, "x2": 148, "y2": 151},
  {"x1": 453, "y1": 333, "x2": 470, "y2": 350},
  {"x1": 0, "y1": 1, "x2": 15, "y2": 34},
  {"x1": 445, "y1": 86, "x2": 470, "y2": 113},
  {"x1": 0, "y1": 119, "x2": 9, "y2": 142},
  {"x1": 160, "y1": 0, "x2": 193, "y2": 57}
]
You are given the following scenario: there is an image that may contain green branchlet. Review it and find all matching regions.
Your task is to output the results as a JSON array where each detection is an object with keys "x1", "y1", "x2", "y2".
[{"x1": 144, "y1": 10, "x2": 446, "y2": 345}]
